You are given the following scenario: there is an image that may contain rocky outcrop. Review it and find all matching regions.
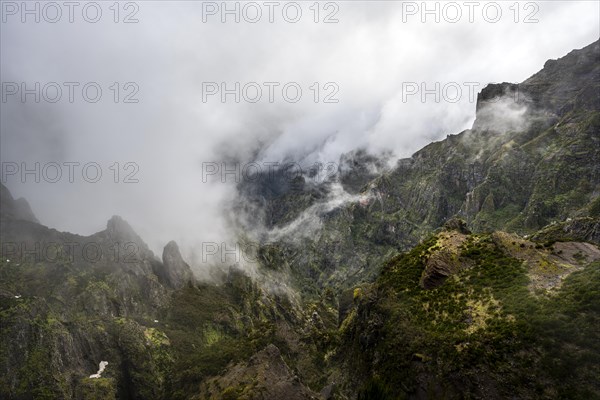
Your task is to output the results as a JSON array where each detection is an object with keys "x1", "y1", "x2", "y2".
[
  {"x1": 531, "y1": 217, "x2": 600, "y2": 244},
  {"x1": 443, "y1": 217, "x2": 471, "y2": 235},
  {"x1": 0, "y1": 183, "x2": 39, "y2": 223},
  {"x1": 420, "y1": 230, "x2": 469, "y2": 289},
  {"x1": 521, "y1": 40, "x2": 600, "y2": 114},
  {"x1": 102, "y1": 215, "x2": 155, "y2": 260},
  {"x1": 156, "y1": 240, "x2": 194, "y2": 289}
]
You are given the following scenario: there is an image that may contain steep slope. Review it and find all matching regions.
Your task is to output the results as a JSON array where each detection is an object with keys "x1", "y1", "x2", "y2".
[
  {"x1": 1, "y1": 40, "x2": 599, "y2": 400},
  {"x1": 0, "y1": 183, "x2": 39, "y2": 224},
  {"x1": 0, "y1": 183, "x2": 336, "y2": 399},
  {"x1": 0, "y1": 184, "x2": 177, "y2": 398},
  {"x1": 335, "y1": 225, "x2": 600, "y2": 399},
  {"x1": 236, "y1": 39, "x2": 600, "y2": 296}
]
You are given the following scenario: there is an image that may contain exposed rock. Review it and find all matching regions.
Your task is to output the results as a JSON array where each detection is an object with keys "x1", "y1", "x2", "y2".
[
  {"x1": 157, "y1": 240, "x2": 194, "y2": 289},
  {"x1": 420, "y1": 231, "x2": 469, "y2": 289},
  {"x1": 521, "y1": 40, "x2": 600, "y2": 114},
  {"x1": 0, "y1": 183, "x2": 39, "y2": 223},
  {"x1": 104, "y1": 215, "x2": 153, "y2": 257},
  {"x1": 443, "y1": 217, "x2": 471, "y2": 234},
  {"x1": 493, "y1": 230, "x2": 600, "y2": 292},
  {"x1": 531, "y1": 217, "x2": 600, "y2": 244},
  {"x1": 421, "y1": 249, "x2": 460, "y2": 290}
]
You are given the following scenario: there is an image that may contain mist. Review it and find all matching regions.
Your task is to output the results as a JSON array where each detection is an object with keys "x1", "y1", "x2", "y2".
[{"x1": 1, "y1": 1, "x2": 599, "y2": 271}]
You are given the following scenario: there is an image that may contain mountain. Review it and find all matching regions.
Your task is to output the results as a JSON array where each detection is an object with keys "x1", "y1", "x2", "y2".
[
  {"x1": 1, "y1": 40, "x2": 599, "y2": 400},
  {"x1": 0, "y1": 184, "x2": 39, "y2": 224},
  {"x1": 336, "y1": 224, "x2": 600, "y2": 398},
  {"x1": 236, "y1": 39, "x2": 600, "y2": 296},
  {"x1": 0, "y1": 182, "x2": 336, "y2": 399}
]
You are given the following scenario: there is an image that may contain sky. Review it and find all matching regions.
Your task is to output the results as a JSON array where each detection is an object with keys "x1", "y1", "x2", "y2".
[{"x1": 1, "y1": 0, "x2": 599, "y2": 266}]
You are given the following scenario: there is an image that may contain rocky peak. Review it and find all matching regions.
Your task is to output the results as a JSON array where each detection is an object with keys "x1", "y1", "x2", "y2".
[
  {"x1": 95, "y1": 215, "x2": 157, "y2": 264},
  {"x1": 521, "y1": 39, "x2": 600, "y2": 114},
  {"x1": 473, "y1": 39, "x2": 599, "y2": 131},
  {"x1": 475, "y1": 82, "x2": 521, "y2": 113},
  {"x1": 420, "y1": 231, "x2": 470, "y2": 290},
  {"x1": 105, "y1": 215, "x2": 151, "y2": 251},
  {"x1": 106, "y1": 215, "x2": 139, "y2": 242},
  {"x1": 157, "y1": 240, "x2": 194, "y2": 289},
  {"x1": 0, "y1": 183, "x2": 39, "y2": 223}
]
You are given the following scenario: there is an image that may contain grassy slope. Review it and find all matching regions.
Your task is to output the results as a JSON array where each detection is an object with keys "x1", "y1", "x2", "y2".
[{"x1": 338, "y1": 231, "x2": 600, "y2": 399}]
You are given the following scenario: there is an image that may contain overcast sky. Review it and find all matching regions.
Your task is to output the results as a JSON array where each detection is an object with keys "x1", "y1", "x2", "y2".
[{"x1": 1, "y1": 1, "x2": 599, "y2": 263}]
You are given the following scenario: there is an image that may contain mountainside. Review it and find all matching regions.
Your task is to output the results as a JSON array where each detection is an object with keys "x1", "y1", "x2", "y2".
[
  {"x1": 0, "y1": 183, "x2": 338, "y2": 399},
  {"x1": 237, "y1": 39, "x2": 600, "y2": 296},
  {"x1": 1, "y1": 40, "x2": 599, "y2": 400},
  {"x1": 337, "y1": 224, "x2": 600, "y2": 398}
]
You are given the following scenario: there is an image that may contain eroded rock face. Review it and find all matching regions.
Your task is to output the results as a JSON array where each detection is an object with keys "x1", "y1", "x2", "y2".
[
  {"x1": 420, "y1": 230, "x2": 469, "y2": 290},
  {"x1": 421, "y1": 249, "x2": 462, "y2": 290},
  {"x1": 157, "y1": 240, "x2": 194, "y2": 289}
]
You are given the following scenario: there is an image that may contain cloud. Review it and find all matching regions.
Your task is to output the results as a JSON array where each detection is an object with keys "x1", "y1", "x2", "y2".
[{"x1": 1, "y1": 1, "x2": 598, "y2": 271}]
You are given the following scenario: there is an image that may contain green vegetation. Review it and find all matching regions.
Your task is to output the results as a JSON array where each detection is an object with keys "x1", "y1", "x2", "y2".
[
  {"x1": 341, "y1": 232, "x2": 600, "y2": 399},
  {"x1": 76, "y1": 378, "x2": 116, "y2": 400},
  {"x1": 2, "y1": 40, "x2": 599, "y2": 399}
]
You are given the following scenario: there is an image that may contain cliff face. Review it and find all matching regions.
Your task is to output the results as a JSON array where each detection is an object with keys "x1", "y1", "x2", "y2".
[
  {"x1": 383, "y1": 40, "x2": 599, "y2": 231},
  {"x1": 158, "y1": 241, "x2": 194, "y2": 289},
  {"x1": 236, "y1": 40, "x2": 600, "y2": 296}
]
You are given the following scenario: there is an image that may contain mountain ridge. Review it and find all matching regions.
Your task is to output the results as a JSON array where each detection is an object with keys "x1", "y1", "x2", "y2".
[{"x1": 1, "y1": 39, "x2": 599, "y2": 399}]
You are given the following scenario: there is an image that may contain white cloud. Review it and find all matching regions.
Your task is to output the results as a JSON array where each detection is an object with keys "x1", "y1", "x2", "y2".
[{"x1": 1, "y1": 1, "x2": 598, "y2": 267}]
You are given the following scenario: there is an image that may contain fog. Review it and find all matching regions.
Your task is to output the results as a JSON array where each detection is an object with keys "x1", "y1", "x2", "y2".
[{"x1": 1, "y1": 1, "x2": 599, "y2": 269}]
